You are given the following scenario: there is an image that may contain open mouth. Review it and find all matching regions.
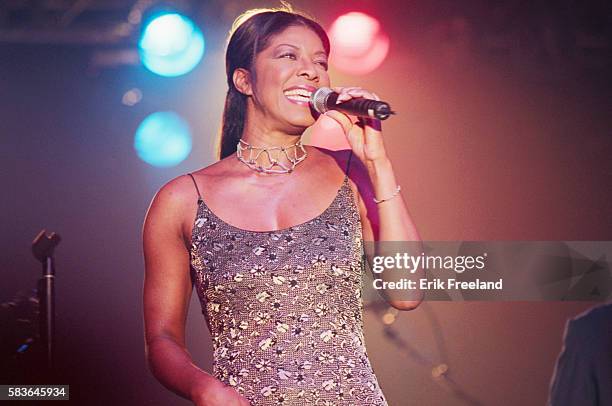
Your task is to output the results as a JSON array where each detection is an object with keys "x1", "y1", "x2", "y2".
[{"x1": 283, "y1": 87, "x2": 314, "y2": 104}]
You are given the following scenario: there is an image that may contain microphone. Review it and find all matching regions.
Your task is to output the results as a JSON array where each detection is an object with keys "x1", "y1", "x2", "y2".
[{"x1": 310, "y1": 87, "x2": 395, "y2": 120}]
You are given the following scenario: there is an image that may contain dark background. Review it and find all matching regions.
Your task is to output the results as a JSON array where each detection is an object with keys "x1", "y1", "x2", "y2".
[{"x1": 1, "y1": 0, "x2": 611, "y2": 405}]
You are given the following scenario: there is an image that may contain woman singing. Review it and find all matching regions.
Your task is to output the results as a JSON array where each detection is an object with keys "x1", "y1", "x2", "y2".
[{"x1": 143, "y1": 5, "x2": 421, "y2": 406}]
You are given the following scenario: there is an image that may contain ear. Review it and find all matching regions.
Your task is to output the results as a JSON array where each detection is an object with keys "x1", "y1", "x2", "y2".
[{"x1": 233, "y1": 68, "x2": 253, "y2": 96}]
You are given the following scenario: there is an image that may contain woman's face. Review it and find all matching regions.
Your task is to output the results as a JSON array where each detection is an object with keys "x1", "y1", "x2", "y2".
[{"x1": 248, "y1": 25, "x2": 330, "y2": 132}]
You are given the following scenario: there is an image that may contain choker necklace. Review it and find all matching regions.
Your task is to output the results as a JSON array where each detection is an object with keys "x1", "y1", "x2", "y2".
[{"x1": 236, "y1": 138, "x2": 307, "y2": 174}]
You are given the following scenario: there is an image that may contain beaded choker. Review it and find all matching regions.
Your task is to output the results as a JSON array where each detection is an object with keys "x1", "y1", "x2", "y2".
[{"x1": 236, "y1": 138, "x2": 307, "y2": 174}]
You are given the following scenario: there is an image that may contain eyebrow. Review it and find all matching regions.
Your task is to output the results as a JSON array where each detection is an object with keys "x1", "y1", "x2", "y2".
[{"x1": 275, "y1": 43, "x2": 327, "y2": 57}]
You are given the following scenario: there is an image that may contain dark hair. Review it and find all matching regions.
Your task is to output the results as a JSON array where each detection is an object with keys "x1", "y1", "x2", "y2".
[{"x1": 217, "y1": 5, "x2": 331, "y2": 160}]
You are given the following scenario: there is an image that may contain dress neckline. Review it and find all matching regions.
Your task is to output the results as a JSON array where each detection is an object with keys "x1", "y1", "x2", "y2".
[{"x1": 192, "y1": 176, "x2": 350, "y2": 235}]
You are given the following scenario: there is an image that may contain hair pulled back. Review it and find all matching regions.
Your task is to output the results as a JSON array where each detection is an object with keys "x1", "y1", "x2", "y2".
[{"x1": 217, "y1": 4, "x2": 330, "y2": 159}]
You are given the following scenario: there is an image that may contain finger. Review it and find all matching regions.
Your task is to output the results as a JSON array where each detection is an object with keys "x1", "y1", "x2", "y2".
[
  {"x1": 332, "y1": 86, "x2": 363, "y2": 103},
  {"x1": 344, "y1": 88, "x2": 377, "y2": 99},
  {"x1": 357, "y1": 116, "x2": 382, "y2": 132},
  {"x1": 335, "y1": 88, "x2": 379, "y2": 103},
  {"x1": 332, "y1": 86, "x2": 362, "y2": 93}
]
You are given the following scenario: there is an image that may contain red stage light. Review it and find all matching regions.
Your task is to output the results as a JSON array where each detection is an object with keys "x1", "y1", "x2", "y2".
[{"x1": 328, "y1": 12, "x2": 390, "y2": 75}]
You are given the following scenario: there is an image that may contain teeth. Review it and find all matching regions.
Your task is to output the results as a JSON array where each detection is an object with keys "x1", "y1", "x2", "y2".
[
  {"x1": 286, "y1": 95, "x2": 310, "y2": 102},
  {"x1": 284, "y1": 88, "x2": 312, "y2": 98}
]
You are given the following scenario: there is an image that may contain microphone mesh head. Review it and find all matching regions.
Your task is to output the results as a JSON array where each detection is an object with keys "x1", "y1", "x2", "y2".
[{"x1": 310, "y1": 87, "x2": 333, "y2": 114}]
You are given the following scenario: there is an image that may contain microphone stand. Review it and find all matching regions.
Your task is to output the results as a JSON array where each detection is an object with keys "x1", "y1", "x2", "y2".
[{"x1": 31, "y1": 229, "x2": 61, "y2": 372}]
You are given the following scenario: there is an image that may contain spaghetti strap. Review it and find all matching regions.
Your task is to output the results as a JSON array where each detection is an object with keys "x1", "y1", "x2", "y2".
[
  {"x1": 186, "y1": 173, "x2": 203, "y2": 203},
  {"x1": 344, "y1": 150, "x2": 353, "y2": 180}
]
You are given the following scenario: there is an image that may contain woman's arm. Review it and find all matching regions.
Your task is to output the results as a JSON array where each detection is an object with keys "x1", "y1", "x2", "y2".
[
  {"x1": 142, "y1": 178, "x2": 250, "y2": 405},
  {"x1": 349, "y1": 152, "x2": 424, "y2": 311},
  {"x1": 324, "y1": 87, "x2": 424, "y2": 310}
]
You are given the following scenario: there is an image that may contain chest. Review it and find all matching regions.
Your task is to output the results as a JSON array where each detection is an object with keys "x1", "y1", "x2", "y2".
[
  {"x1": 198, "y1": 175, "x2": 354, "y2": 233},
  {"x1": 190, "y1": 194, "x2": 364, "y2": 293}
]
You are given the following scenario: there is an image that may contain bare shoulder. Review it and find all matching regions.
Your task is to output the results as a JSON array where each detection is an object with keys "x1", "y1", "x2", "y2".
[
  {"x1": 151, "y1": 173, "x2": 200, "y2": 211},
  {"x1": 144, "y1": 174, "x2": 198, "y2": 240},
  {"x1": 187, "y1": 155, "x2": 237, "y2": 185},
  {"x1": 144, "y1": 160, "x2": 230, "y2": 242},
  {"x1": 158, "y1": 156, "x2": 235, "y2": 203}
]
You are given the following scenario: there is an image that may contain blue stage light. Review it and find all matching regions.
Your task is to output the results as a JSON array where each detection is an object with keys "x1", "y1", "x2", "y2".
[
  {"x1": 138, "y1": 13, "x2": 205, "y2": 77},
  {"x1": 134, "y1": 111, "x2": 192, "y2": 167}
]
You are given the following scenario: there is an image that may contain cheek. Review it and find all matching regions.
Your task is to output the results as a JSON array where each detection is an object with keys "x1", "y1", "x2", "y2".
[
  {"x1": 252, "y1": 77, "x2": 279, "y2": 105},
  {"x1": 260, "y1": 69, "x2": 288, "y2": 99}
]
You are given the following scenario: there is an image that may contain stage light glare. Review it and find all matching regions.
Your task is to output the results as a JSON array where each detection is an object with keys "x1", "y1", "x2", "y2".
[
  {"x1": 138, "y1": 13, "x2": 205, "y2": 77},
  {"x1": 330, "y1": 12, "x2": 379, "y2": 56},
  {"x1": 328, "y1": 12, "x2": 390, "y2": 75},
  {"x1": 134, "y1": 111, "x2": 192, "y2": 167}
]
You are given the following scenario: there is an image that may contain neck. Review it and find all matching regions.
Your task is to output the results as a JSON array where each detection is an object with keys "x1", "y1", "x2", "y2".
[{"x1": 240, "y1": 108, "x2": 304, "y2": 147}]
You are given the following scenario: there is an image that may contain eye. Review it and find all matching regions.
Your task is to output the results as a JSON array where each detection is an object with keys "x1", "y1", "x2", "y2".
[
  {"x1": 315, "y1": 60, "x2": 329, "y2": 70},
  {"x1": 279, "y1": 52, "x2": 297, "y2": 60}
]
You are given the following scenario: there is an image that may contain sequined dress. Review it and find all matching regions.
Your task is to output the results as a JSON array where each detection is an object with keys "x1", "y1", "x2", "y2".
[{"x1": 187, "y1": 162, "x2": 389, "y2": 405}]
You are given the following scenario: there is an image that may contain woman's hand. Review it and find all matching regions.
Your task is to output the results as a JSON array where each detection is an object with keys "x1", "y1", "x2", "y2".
[
  {"x1": 190, "y1": 378, "x2": 251, "y2": 406},
  {"x1": 322, "y1": 86, "x2": 388, "y2": 164}
]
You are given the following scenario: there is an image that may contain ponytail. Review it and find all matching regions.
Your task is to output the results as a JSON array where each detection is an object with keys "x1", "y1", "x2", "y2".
[{"x1": 218, "y1": 87, "x2": 247, "y2": 160}]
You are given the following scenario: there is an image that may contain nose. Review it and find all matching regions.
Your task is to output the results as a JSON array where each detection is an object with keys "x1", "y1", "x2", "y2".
[{"x1": 297, "y1": 57, "x2": 319, "y2": 82}]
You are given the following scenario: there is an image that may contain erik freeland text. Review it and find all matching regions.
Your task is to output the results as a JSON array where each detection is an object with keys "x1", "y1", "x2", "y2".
[{"x1": 373, "y1": 278, "x2": 503, "y2": 290}]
